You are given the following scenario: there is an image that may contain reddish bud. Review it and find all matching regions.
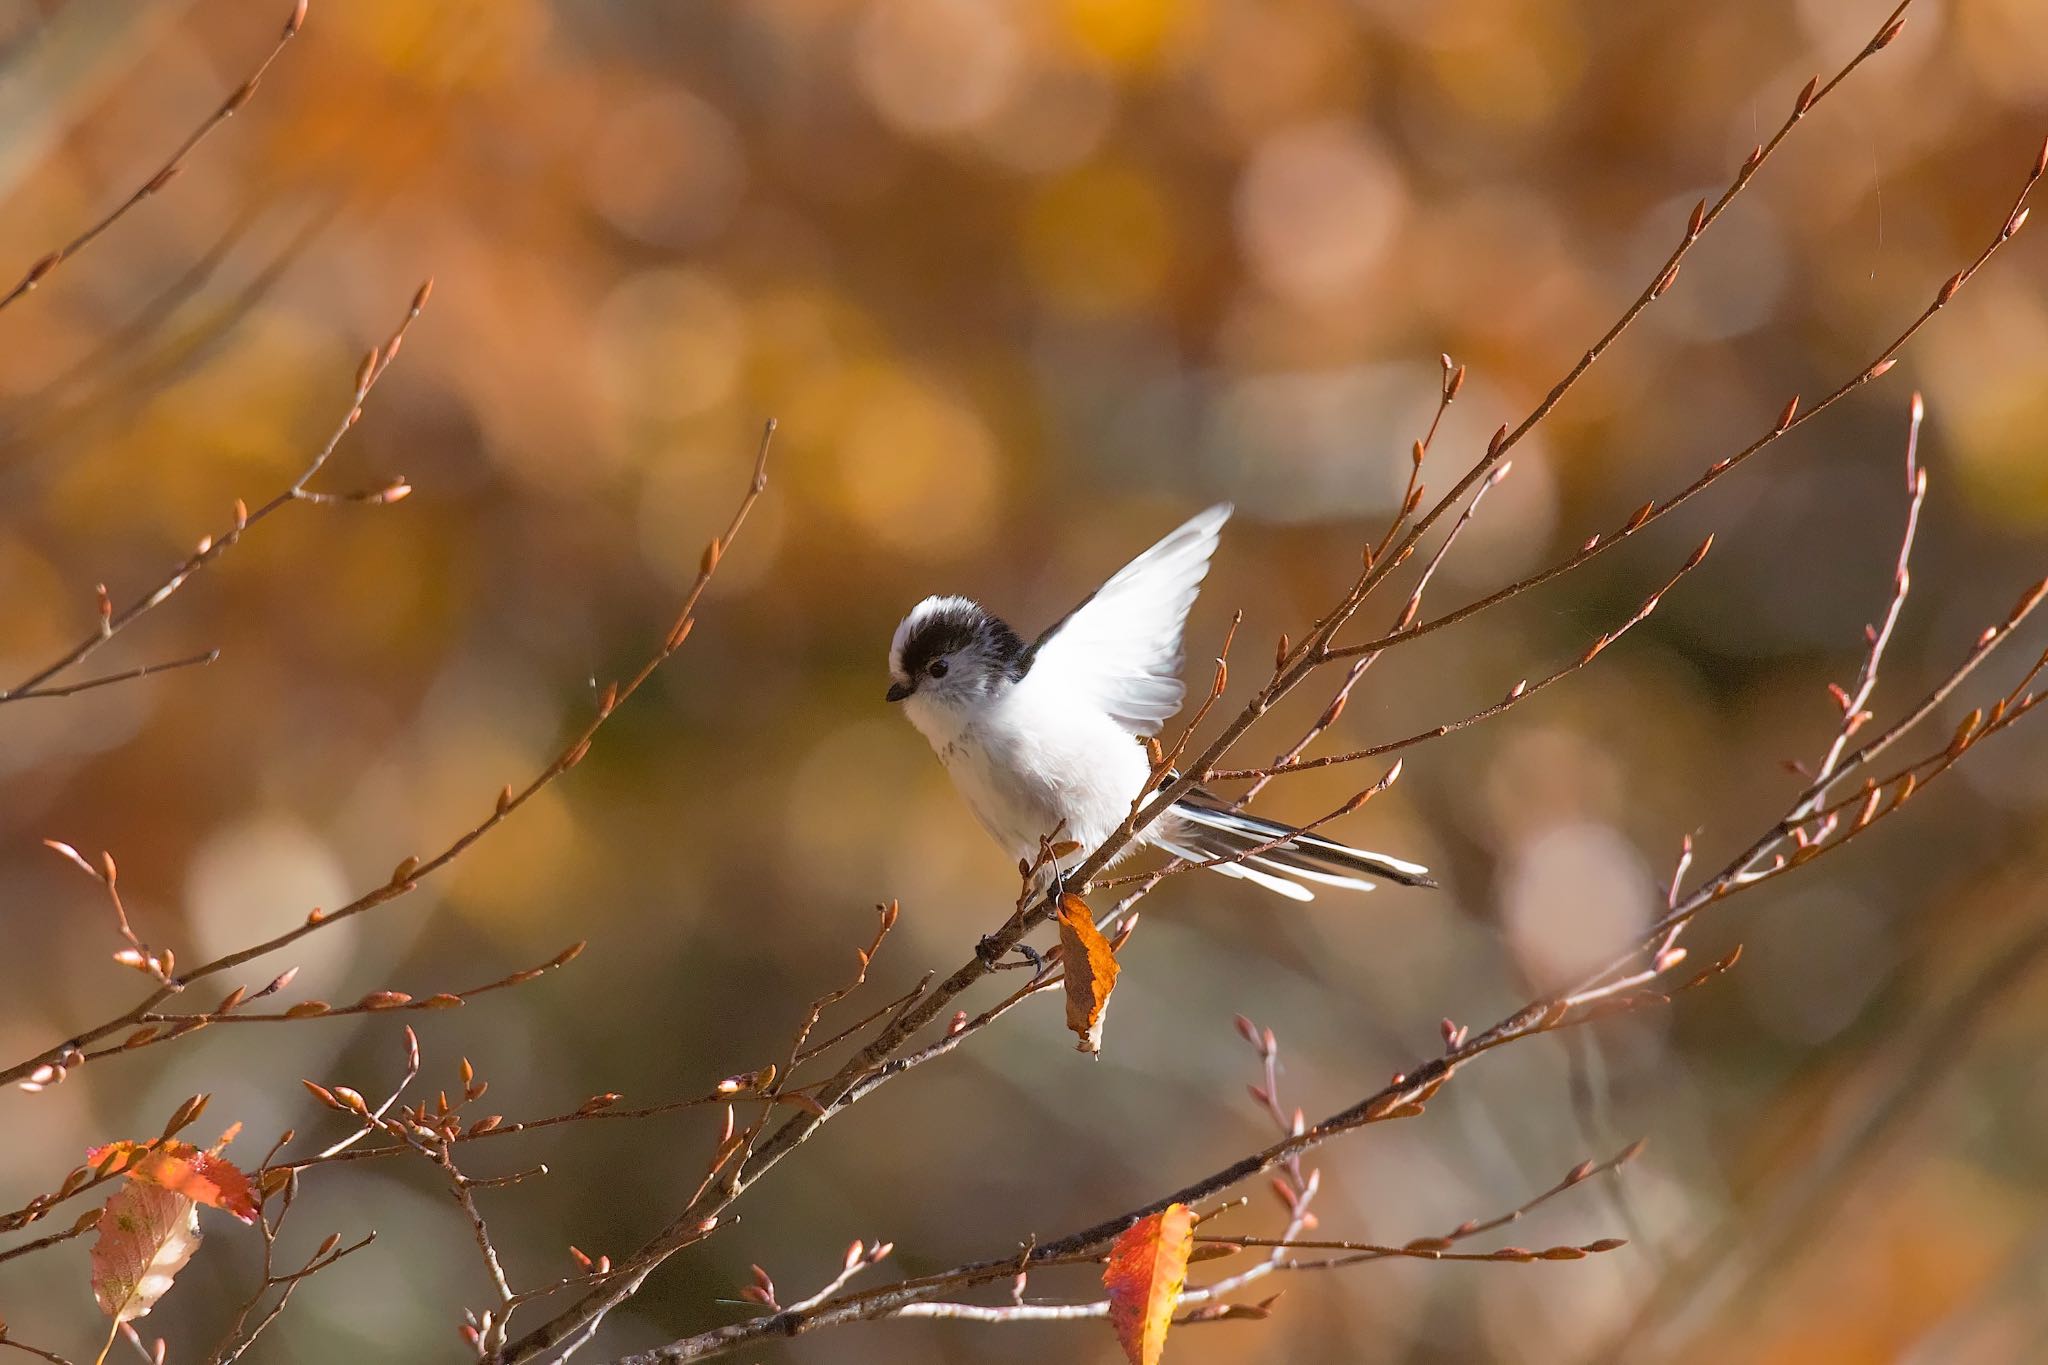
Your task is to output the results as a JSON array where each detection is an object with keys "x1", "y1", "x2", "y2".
[{"x1": 2009, "y1": 576, "x2": 2048, "y2": 624}]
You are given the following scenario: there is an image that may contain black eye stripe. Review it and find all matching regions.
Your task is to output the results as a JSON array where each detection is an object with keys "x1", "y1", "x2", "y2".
[{"x1": 897, "y1": 603, "x2": 1031, "y2": 686}]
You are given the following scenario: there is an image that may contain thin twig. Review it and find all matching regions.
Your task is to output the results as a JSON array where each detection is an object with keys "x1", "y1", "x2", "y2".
[
  {"x1": 0, "y1": 1, "x2": 308, "y2": 315},
  {"x1": 1, "y1": 424, "x2": 774, "y2": 1090},
  {"x1": 0, "y1": 279, "x2": 427, "y2": 706}
]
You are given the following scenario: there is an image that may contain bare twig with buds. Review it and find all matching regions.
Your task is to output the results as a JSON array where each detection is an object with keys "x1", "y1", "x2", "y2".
[
  {"x1": 0, "y1": 1, "x2": 310, "y2": 316},
  {"x1": 0, "y1": 278, "x2": 427, "y2": 707}
]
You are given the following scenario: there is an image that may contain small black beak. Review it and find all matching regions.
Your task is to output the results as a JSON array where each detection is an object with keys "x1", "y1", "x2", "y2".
[{"x1": 885, "y1": 680, "x2": 912, "y2": 703}]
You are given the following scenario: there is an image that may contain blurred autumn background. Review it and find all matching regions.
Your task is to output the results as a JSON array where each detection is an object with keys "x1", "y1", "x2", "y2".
[{"x1": 3, "y1": 0, "x2": 2047, "y2": 1360}]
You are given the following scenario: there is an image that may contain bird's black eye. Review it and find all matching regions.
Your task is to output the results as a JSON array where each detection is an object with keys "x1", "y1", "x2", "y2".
[{"x1": 927, "y1": 659, "x2": 949, "y2": 680}]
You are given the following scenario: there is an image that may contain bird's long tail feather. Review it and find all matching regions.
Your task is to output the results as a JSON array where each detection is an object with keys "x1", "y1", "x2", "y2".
[{"x1": 1160, "y1": 799, "x2": 1435, "y2": 900}]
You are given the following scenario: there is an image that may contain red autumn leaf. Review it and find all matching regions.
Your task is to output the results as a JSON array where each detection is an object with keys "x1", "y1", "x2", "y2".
[
  {"x1": 1103, "y1": 1203, "x2": 1195, "y2": 1365},
  {"x1": 90, "y1": 1181, "x2": 201, "y2": 1324},
  {"x1": 1057, "y1": 895, "x2": 1121, "y2": 1055},
  {"x1": 86, "y1": 1140, "x2": 259, "y2": 1223}
]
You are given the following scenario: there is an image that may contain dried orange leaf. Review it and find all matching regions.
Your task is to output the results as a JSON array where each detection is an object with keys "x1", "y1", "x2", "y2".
[
  {"x1": 86, "y1": 1140, "x2": 259, "y2": 1223},
  {"x1": 84, "y1": 1140, "x2": 150, "y2": 1178},
  {"x1": 1057, "y1": 895, "x2": 1120, "y2": 1056},
  {"x1": 90, "y1": 1182, "x2": 201, "y2": 1324},
  {"x1": 1103, "y1": 1203, "x2": 1195, "y2": 1365}
]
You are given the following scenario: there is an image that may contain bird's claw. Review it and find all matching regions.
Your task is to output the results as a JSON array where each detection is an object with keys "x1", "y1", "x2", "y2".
[{"x1": 977, "y1": 933, "x2": 1047, "y2": 974}]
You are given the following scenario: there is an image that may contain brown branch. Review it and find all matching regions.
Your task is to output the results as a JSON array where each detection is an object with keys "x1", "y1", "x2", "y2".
[
  {"x1": 613, "y1": 1139, "x2": 1634, "y2": 1360},
  {"x1": 0, "y1": 649, "x2": 220, "y2": 702},
  {"x1": 0, "y1": 278, "x2": 429, "y2": 707},
  {"x1": 0, "y1": 1218, "x2": 96, "y2": 1267},
  {"x1": 586, "y1": 551, "x2": 2047, "y2": 1362},
  {"x1": 1326, "y1": 149, "x2": 2038, "y2": 670},
  {"x1": 286, "y1": 1072, "x2": 754, "y2": 1175},
  {"x1": 204, "y1": 1228, "x2": 377, "y2": 1365},
  {"x1": 1320, "y1": 2, "x2": 1928, "y2": 665},
  {"x1": 1277, "y1": 1140, "x2": 1644, "y2": 1269},
  {"x1": 444, "y1": 1152, "x2": 518, "y2": 1356},
  {"x1": 0, "y1": 1, "x2": 308, "y2": 315},
  {"x1": 1207, "y1": 536, "x2": 1713, "y2": 781},
  {"x1": 779, "y1": 904, "x2": 900, "y2": 1082},
  {"x1": 495, "y1": 22, "x2": 2043, "y2": 1358},
  {"x1": 0, "y1": 1337, "x2": 78, "y2": 1365},
  {"x1": 1237, "y1": 452, "x2": 1505, "y2": 810},
  {"x1": 1800, "y1": 392, "x2": 1929, "y2": 796},
  {"x1": 1, "y1": 423, "x2": 773, "y2": 1091},
  {"x1": 130, "y1": 942, "x2": 586, "y2": 1031}
]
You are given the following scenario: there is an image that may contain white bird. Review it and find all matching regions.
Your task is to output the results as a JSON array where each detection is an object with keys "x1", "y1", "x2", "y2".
[{"x1": 885, "y1": 504, "x2": 1432, "y2": 901}]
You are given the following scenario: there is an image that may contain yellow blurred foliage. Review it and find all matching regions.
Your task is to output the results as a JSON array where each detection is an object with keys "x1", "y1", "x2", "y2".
[{"x1": 1023, "y1": 161, "x2": 1175, "y2": 316}]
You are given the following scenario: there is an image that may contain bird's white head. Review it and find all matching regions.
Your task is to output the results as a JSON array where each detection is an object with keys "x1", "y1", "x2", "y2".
[{"x1": 886, "y1": 595, "x2": 1031, "y2": 740}]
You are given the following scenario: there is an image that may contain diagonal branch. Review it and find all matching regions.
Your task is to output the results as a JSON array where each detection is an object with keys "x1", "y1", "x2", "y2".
[
  {"x1": 1, "y1": 423, "x2": 774, "y2": 1090},
  {"x1": 0, "y1": 278, "x2": 428, "y2": 705},
  {"x1": 0, "y1": 1, "x2": 309, "y2": 315}
]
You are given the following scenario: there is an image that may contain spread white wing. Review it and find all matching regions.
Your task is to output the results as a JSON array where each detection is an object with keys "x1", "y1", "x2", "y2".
[{"x1": 1028, "y1": 503, "x2": 1232, "y2": 736}]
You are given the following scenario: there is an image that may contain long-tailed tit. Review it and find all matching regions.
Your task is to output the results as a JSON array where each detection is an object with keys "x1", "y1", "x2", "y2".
[{"x1": 885, "y1": 504, "x2": 1431, "y2": 900}]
